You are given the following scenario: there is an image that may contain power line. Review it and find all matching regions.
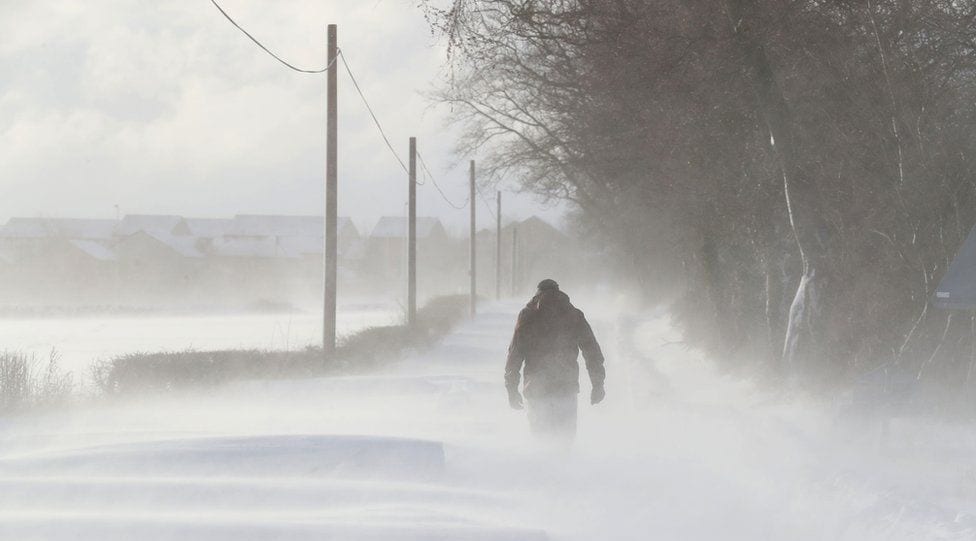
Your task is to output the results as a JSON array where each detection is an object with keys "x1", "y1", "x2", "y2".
[
  {"x1": 339, "y1": 53, "x2": 410, "y2": 175},
  {"x1": 209, "y1": 0, "x2": 338, "y2": 74},
  {"x1": 417, "y1": 151, "x2": 469, "y2": 210},
  {"x1": 476, "y1": 184, "x2": 497, "y2": 220},
  {"x1": 210, "y1": 3, "x2": 472, "y2": 210}
]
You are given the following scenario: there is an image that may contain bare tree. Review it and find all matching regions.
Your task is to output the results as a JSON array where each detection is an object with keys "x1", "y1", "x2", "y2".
[{"x1": 427, "y1": 0, "x2": 976, "y2": 392}]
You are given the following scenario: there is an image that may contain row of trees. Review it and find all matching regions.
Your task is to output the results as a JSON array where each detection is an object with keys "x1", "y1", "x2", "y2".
[{"x1": 426, "y1": 0, "x2": 976, "y2": 392}]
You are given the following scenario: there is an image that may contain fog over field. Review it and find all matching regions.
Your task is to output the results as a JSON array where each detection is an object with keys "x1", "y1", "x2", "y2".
[{"x1": 4, "y1": 1, "x2": 976, "y2": 540}]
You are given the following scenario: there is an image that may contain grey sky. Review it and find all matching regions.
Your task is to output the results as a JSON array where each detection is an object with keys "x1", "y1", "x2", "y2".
[{"x1": 0, "y1": 0, "x2": 564, "y2": 234}]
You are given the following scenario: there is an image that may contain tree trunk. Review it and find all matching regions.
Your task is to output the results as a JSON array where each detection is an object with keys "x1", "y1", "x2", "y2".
[{"x1": 725, "y1": 0, "x2": 830, "y2": 372}]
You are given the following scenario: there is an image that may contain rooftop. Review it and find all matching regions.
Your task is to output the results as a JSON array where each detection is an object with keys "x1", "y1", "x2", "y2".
[
  {"x1": 0, "y1": 218, "x2": 117, "y2": 240},
  {"x1": 117, "y1": 215, "x2": 186, "y2": 236},
  {"x1": 210, "y1": 237, "x2": 300, "y2": 259},
  {"x1": 371, "y1": 217, "x2": 445, "y2": 239},
  {"x1": 69, "y1": 239, "x2": 117, "y2": 261},
  {"x1": 184, "y1": 218, "x2": 236, "y2": 238}
]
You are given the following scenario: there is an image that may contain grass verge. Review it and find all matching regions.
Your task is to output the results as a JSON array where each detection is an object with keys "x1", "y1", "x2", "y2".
[
  {"x1": 91, "y1": 295, "x2": 469, "y2": 395},
  {"x1": 0, "y1": 352, "x2": 73, "y2": 415}
]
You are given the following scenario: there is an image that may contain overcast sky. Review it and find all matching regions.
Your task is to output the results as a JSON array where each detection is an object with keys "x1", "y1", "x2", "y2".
[{"x1": 0, "y1": 0, "x2": 565, "y2": 234}]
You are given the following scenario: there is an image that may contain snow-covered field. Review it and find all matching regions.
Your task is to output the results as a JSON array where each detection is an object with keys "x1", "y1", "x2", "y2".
[
  {"x1": 0, "y1": 306, "x2": 400, "y2": 378},
  {"x1": 1, "y1": 301, "x2": 975, "y2": 540}
]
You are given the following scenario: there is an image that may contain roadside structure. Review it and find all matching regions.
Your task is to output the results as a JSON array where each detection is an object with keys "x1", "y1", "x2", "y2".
[{"x1": 934, "y1": 224, "x2": 976, "y2": 309}]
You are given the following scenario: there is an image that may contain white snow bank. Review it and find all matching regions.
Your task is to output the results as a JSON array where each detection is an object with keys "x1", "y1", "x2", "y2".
[
  {"x1": 0, "y1": 515, "x2": 548, "y2": 541},
  {"x1": 5, "y1": 300, "x2": 976, "y2": 540},
  {"x1": 0, "y1": 435, "x2": 445, "y2": 479}
]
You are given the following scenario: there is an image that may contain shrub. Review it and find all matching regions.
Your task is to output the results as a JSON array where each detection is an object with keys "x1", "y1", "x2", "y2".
[
  {"x1": 0, "y1": 352, "x2": 73, "y2": 415},
  {"x1": 92, "y1": 295, "x2": 470, "y2": 395}
]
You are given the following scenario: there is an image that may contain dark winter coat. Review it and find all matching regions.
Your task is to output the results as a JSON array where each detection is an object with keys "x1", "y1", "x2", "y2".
[{"x1": 505, "y1": 289, "x2": 606, "y2": 398}]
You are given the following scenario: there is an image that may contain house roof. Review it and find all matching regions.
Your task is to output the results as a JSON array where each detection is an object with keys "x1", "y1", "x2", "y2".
[
  {"x1": 210, "y1": 237, "x2": 300, "y2": 259},
  {"x1": 69, "y1": 239, "x2": 117, "y2": 261},
  {"x1": 117, "y1": 215, "x2": 186, "y2": 236},
  {"x1": 184, "y1": 218, "x2": 236, "y2": 238},
  {"x1": 231, "y1": 215, "x2": 358, "y2": 238},
  {"x1": 0, "y1": 218, "x2": 117, "y2": 240},
  {"x1": 370, "y1": 217, "x2": 445, "y2": 239},
  {"x1": 142, "y1": 231, "x2": 205, "y2": 259},
  {"x1": 515, "y1": 216, "x2": 565, "y2": 236}
]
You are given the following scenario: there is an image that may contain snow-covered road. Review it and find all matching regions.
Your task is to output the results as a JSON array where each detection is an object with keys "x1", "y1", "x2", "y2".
[{"x1": 2, "y1": 301, "x2": 976, "y2": 540}]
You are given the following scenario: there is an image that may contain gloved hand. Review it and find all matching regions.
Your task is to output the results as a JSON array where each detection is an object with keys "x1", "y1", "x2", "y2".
[
  {"x1": 590, "y1": 385, "x2": 606, "y2": 405},
  {"x1": 507, "y1": 389, "x2": 524, "y2": 410}
]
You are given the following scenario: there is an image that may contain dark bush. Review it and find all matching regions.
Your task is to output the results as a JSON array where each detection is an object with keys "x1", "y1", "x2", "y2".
[
  {"x1": 92, "y1": 295, "x2": 470, "y2": 395},
  {"x1": 0, "y1": 352, "x2": 72, "y2": 415}
]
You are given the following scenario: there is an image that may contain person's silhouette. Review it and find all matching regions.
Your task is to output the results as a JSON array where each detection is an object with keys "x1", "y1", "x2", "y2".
[{"x1": 505, "y1": 279, "x2": 606, "y2": 444}]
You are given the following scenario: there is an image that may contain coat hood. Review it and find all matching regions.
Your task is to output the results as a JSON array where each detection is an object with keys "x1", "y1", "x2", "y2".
[{"x1": 527, "y1": 289, "x2": 573, "y2": 312}]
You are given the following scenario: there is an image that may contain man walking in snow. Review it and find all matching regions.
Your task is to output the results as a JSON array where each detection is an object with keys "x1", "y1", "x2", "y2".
[{"x1": 505, "y1": 279, "x2": 606, "y2": 443}]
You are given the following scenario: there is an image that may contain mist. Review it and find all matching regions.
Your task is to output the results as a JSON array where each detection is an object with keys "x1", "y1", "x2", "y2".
[{"x1": 3, "y1": 1, "x2": 976, "y2": 540}]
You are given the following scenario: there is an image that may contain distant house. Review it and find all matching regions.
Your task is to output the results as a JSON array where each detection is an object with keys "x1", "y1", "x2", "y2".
[
  {"x1": 114, "y1": 230, "x2": 205, "y2": 303},
  {"x1": 0, "y1": 245, "x2": 16, "y2": 295},
  {"x1": 0, "y1": 218, "x2": 119, "y2": 302},
  {"x1": 68, "y1": 239, "x2": 118, "y2": 262},
  {"x1": 228, "y1": 215, "x2": 360, "y2": 255},
  {"x1": 0, "y1": 217, "x2": 117, "y2": 240},
  {"x1": 184, "y1": 218, "x2": 236, "y2": 239},
  {"x1": 0, "y1": 217, "x2": 116, "y2": 255},
  {"x1": 116, "y1": 230, "x2": 205, "y2": 262},
  {"x1": 6, "y1": 235, "x2": 118, "y2": 304},
  {"x1": 0, "y1": 246, "x2": 16, "y2": 266},
  {"x1": 231, "y1": 215, "x2": 324, "y2": 238},
  {"x1": 206, "y1": 236, "x2": 305, "y2": 304},
  {"x1": 366, "y1": 217, "x2": 451, "y2": 284},
  {"x1": 116, "y1": 215, "x2": 189, "y2": 236},
  {"x1": 370, "y1": 216, "x2": 448, "y2": 242},
  {"x1": 209, "y1": 237, "x2": 300, "y2": 260},
  {"x1": 500, "y1": 216, "x2": 574, "y2": 294},
  {"x1": 277, "y1": 236, "x2": 325, "y2": 259},
  {"x1": 0, "y1": 211, "x2": 473, "y2": 306}
]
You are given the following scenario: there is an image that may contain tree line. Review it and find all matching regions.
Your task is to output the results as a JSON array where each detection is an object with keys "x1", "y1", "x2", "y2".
[{"x1": 426, "y1": 0, "x2": 976, "y2": 394}]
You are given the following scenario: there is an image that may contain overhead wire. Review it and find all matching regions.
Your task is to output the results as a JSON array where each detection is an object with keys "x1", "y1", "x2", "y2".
[
  {"x1": 209, "y1": 0, "x2": 339, "y2": 74},
  {"x1": 339, "y1": 53, "x2": 410, "y2": 175},
  {"x1": 417, "y1": 152, "x2": 469, "y2": 210},
  {"x1": 476, "y1": 185, "x2": 498, "y2": 220},
  {"x1": 210, "y1": 0, "x2": 481, "y2": 213}
]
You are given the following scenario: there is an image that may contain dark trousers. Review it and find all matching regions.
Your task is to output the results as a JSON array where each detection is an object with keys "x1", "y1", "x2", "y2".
[{"x1": 526, "y1": 393, "x2": 578, "y2": 443}]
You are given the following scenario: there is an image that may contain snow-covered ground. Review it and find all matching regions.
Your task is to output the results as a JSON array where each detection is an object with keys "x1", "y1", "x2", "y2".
[
  {"x1": 1, "y1": 301, "x2": 975, "y2": 540},
  {"x1": 0, "y1": 305, "x2": 399, "y2": 378}
]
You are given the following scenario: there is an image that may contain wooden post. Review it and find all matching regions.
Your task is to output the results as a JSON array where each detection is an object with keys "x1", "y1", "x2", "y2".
[
  {"x1": 469, "y1": 160, "x2": 477, "y2": 317},
  {"x1": 408, "y1": 137, "x2": 417, "y2": 327},
  {"x1": 496, "y1": 191, "x2": 502, "y2": 301},
  {"x1": 324, "y1": 24, "x2": 338, "y2": 357},
  {"x1": 511, "y1": 225, "x2": 519, "y2": 297}
]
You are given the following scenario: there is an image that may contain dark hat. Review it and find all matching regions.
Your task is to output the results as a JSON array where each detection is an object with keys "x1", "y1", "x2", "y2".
[{"x1": 537, "y1": 279, "x2": 560, "y2": 291}]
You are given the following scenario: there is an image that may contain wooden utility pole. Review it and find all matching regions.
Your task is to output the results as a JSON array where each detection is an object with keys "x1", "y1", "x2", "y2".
[
  {"x1": 323, "y1": 24, "x2": 338, "y2": 357},
  {"x1": 469, "y1": 160, "x2": 477, "y2": 317},
  {"x1": 511, "y1": 225, "x2": 519, "y2": 297},
  {"x1": 407, "y1": 137, "x2": 417, "y2": 327},
  {"x1": 496, "y1": 191, "x2": 502, "y2": 301}
]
